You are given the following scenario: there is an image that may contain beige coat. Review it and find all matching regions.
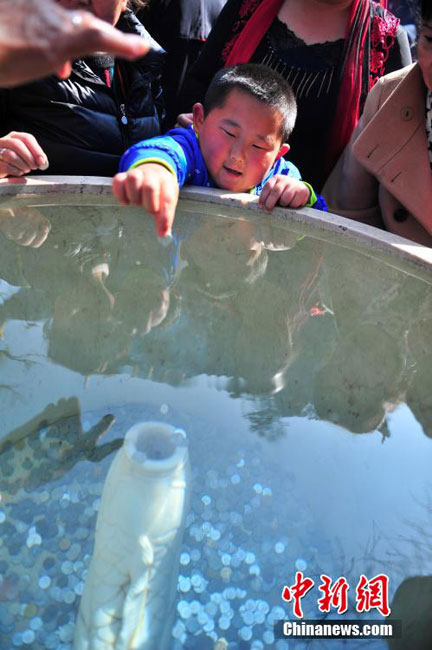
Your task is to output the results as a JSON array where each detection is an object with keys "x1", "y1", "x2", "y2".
[{"x1": 323, "y1": 64, "x2": 432, "y2": 245}]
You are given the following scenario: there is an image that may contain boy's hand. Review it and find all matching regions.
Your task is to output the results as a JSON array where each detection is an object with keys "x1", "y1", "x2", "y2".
[
  {"x1": 112, "y1": 163, "x2": 179, "y2": 238},
  {"x1": 259, "y1": 175, "x2": 311, "y2": 212}
]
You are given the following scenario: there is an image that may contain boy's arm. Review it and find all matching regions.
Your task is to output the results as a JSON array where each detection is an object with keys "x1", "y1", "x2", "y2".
[
  {"x1": 113, "y1": 163, "x2": 178, "y2": 238},
  {"x1": 119, "y1": 133, "x2": 190, "y2": 186},
  {"x1": 114, "y1": 131, "x2": 194, "y2": 237}
]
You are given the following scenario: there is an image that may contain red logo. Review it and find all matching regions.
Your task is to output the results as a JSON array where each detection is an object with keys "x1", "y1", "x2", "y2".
[
  {"x1": 318, "y1": 574, "x2": 350, "y2": 614},
  {"x1": 282, "y1": 571, "x2": 315, "y2": 619},
  {"x1": 281, "y1": 573, "x2": 391, "y2": 618}
]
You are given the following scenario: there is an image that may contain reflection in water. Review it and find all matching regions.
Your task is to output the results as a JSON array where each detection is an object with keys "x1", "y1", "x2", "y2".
[
  {"x1": 0, "y1": 397, "x2": 119, "y2": 496},
  {"x1": 0, "y1": 206, "x2": 51, "y2": 249},
  {"x1": 1, "y1": 201, "x2": 432, "y2": 438},
  {"x1": 312, "y1": 324, "x2": 406, "y2": 433},
  {"x1": 406, "y1": 319, "x2": 432, "y2": 437},
  {"x1": 74, "y1": 422, "x2": 190, "y2": 650},
  {"x1": 0, "y1": 197, "x2": 432, "y2": 649}
]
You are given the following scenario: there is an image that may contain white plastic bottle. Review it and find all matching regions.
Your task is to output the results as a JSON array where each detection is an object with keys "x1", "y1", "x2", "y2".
[{"x1": 74, "y1": 421, "x2": 190, "y2": 650}]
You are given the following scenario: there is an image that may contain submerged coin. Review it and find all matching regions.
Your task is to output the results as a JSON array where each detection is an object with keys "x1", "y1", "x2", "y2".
[
  {"x1": 21, "y1": 629, "x2": 35, "y2": 645},
  {"x1": 38, "y1": 576, "x2": 51, "y2": 590}
]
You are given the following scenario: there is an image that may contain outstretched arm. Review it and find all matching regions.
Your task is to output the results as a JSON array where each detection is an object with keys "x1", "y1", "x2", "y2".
[
  {"x1": 113, "y1": 129, "x2": 198, "y2": 237},
  {"x1": 0, "y1": 0, "x2": 149, "y2": 88},
  {"x1": 113, "y1": 164, "x2": 179, "y2": 238}
]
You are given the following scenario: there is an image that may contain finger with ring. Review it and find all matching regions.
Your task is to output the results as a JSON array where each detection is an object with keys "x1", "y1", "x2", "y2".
[{"x1": 70, "y1": 11, "x2": 83, "y2": 28}]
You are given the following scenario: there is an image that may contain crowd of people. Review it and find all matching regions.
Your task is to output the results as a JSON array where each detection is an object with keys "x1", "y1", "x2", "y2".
[{"x1": 0, "y1": 0, "x2": 429, "y2": 246}]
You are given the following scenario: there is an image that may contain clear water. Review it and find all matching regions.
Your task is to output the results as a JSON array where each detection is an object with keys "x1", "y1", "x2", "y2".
[{"x1": 0, "y1": 194, "x2": 432, "y2": 650}]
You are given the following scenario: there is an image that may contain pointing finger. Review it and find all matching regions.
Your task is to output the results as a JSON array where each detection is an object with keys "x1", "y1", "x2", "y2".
[
  {"x1": 154, "y1": 190, "x2": 177, "y2": 238},
  {"x1": 62, "y1": 11, "x2": 149, "y2": 63}
]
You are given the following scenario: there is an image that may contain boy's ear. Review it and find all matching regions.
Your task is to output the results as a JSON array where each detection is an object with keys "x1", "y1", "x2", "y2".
[
  {"x1": 276, "y1": 143, "x2": 290, "y2": 161},
  {"x1": 192, "y1": 103, "x2": 205, "y2": 131}
]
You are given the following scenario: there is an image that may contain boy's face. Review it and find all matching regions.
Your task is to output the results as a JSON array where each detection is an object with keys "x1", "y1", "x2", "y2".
[{"x1": 193, "y1": 89, "x2": 289, "y2": 193}]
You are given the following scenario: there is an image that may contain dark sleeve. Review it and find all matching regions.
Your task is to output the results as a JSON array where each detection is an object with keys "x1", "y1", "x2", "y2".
[
  {"x1": 139, "y1": 25, "x2": 167, "y2": 127},
  {"x1": 384, "y1": 24, "x2": 412, "y2": 74},
  {"x1": 151, "y1": 71, "x2": 166, "y2": 127},
  {"x1": 176, "y1": 0, "x2": 244, "y2": 113}
]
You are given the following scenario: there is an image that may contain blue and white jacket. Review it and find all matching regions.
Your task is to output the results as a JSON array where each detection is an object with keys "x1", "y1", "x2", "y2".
[{"x1": 120, "y1": 125, "x2": 327, "y2": 210}]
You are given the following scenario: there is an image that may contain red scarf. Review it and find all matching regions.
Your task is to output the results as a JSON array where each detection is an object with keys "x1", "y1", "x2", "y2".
[
  {"x1": 327, "y1": 0, "x2": 371, "y2": 172},
  {"x1": 223, "y1": 0, "x2": 391, "y2": 175},
  {"x1": 225, "y1": 0, "x2": 284, "y2": 66}
]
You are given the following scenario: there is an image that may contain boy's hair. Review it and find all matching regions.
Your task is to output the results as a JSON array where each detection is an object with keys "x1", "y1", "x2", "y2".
[{"x1": 203, "y1": 63, "x2": 297, "y2": 142}]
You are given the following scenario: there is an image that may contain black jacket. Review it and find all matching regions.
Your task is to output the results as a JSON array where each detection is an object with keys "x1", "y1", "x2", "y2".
[{"x1": 0, "y1": 11, "x2": 165, "y2": 177}]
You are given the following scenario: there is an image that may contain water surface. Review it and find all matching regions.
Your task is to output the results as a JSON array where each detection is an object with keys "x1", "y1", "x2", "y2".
[{"x1": 0, "y1": 194, "x2": 431, "y2": 649}]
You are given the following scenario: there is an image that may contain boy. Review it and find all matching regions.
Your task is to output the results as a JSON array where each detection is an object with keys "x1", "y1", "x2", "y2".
[{"x1": 113, "y1": 64, "x2": 325, "y2": 237}]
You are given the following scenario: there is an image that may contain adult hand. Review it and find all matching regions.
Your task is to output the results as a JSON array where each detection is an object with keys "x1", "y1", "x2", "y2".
[
  {"x1": 176, "y1": 113, "x2": 193, "y2": 127},
  {"x1": 0, "y1": 0, "x2": 150, "y2": 88},
  {"x1": 0, "y1": 132, "x2": 49, "y2": 177},
  {"x1": 112, "y1": 163, "x2": 179, "y2": 238}
]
